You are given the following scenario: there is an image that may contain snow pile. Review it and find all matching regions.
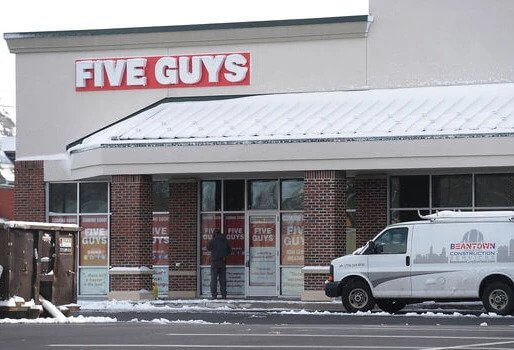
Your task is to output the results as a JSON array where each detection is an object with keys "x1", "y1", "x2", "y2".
[{"x1": 0, "y1": 315, "x2": 117, "y2": 324}]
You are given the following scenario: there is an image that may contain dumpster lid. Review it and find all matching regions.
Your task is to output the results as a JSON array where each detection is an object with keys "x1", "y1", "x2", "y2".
[{"x1": 0, "y1": 219, "x2": 81, "y2": 231}]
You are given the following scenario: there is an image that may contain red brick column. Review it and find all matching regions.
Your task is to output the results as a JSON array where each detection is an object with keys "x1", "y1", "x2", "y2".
[
  {"x1": 14, "y1": 160, "x2": 45, "y2": 222},
  {"x1": 169, "y1": 180, "x2": 198, "y2": 298},
  {"x1": 302, "y1": 170, "x2": 345, "y2": 300},
  {"x1": 109, "y1": 175, "x2": 153, "y2": 300},
  {"x1": 355, "y1": 176, "x2": 388, "y2": 247}
]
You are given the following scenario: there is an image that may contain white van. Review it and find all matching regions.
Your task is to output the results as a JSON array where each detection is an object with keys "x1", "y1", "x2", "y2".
[{"x1": 325, "y1": 211, "x2": 514, "y2": 315}]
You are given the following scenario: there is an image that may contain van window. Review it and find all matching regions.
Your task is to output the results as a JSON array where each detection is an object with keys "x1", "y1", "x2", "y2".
[{"x1": 373, "y1": 227, "x2": 408, "y2": 254}]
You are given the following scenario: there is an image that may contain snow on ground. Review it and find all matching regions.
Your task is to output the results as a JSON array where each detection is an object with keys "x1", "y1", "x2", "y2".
[
  {"x1": 0, "y1": 315, "x2": 117, "y2": 324},
  {"x1": 129, "y1": 318, "x2": 235, "y2": 325}
]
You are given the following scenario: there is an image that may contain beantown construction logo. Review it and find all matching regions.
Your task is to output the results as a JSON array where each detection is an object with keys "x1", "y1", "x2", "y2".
[{"x1": 449, "y1": 229, "x2": 496, "y2": 263}]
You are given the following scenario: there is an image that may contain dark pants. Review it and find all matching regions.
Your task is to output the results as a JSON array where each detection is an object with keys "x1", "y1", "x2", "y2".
[{"x1": 210, "y1": 263, "x2": 227, "y2": 298}]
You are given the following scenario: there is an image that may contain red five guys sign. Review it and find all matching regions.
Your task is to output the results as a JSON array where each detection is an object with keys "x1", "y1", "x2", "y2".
[{"x1": 75, "y1": 52, "x2": 250, "y2": 91}]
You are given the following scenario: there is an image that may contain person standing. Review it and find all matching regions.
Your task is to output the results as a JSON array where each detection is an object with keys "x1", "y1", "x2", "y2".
[{"x1": 207, "y1": 229, "x2": 231, "y2": 299}]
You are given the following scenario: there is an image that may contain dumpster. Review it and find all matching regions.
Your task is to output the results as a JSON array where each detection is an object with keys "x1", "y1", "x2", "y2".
[{"x1": 0, "y1": 219, "x2": 81, "y2": 317}]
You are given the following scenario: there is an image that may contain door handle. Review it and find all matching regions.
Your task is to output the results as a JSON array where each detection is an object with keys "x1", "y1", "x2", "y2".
[{"x1": 406, "y1": 256, "x2": 410, "y2": 266}]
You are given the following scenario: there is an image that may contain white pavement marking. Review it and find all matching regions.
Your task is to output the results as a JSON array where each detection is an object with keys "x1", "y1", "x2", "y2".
[
  {"x1": 47, "y1": 345, "x2": 429, "y2": 349},
  {"x1": 163, "y1": 333, "x2": 514, "y2": 340},
  {"x1": 425, "y1": 339, "x2": 514, "y2": 350},
  {"x1": 272, "y1": 325, "x2": 514, "y2": 332}
]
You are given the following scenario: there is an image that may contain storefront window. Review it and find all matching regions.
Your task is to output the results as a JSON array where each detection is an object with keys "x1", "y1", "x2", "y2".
[
  {"x1": 475, "y1": 174, "x2": 514, "y2": 207},
  {"x1": 152, "y1": 181, "x2": 169, "y2": 212},
  {"x1": 248, "y1": 180, "x2": 278, "y2": 210},
  {"x1": 79, "y1": 182, "x2": 108, "y2": 213},
  {"x1": 48, "y1": 181, "x2": 110, "y2": 297},
  {"x1": 201, "y1": 181, "x2": 221, "y2": 211},
  {"x1": 224, "y1": 180, "x2": 245, "y2": 211},
  {"x1": 432, "y1": 175, "x2": 472, "y2": 208},
  {"x1": 49, "y1": 183, "x2": 77, "y2": 213},
  {"x1": 390, "y1": 176, "x2": 429, "y2": 208},
  {"x1": 390, "y1": 173, "x2": 514, "y2": 224},
  {"x1": 280, "y1": 179, "x2": 304, "y2": 210}
]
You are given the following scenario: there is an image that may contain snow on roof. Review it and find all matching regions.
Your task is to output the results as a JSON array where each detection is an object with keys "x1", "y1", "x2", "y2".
[
  {"x1": 0, "y1": 136, "x2": 15, "y2": 152},
  {"x1": 0, "y1": 219, "x2": 81, "y2": 231},
  {"x1": 70, "y1": 83, "x2": 514, "y2": 152}
]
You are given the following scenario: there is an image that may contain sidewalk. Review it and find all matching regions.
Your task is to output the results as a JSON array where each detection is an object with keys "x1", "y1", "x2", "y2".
[{"x1": 78, "y1": 298, "x2": 485, "y2": 314}]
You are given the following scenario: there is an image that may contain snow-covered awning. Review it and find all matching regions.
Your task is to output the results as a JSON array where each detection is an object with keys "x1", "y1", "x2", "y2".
[
  {"x1": 69, "y1": 83, "x2": 514, "y2": 153},
  {"x1": 66, "y1": 83, "x2": 514, "y2": 179}
]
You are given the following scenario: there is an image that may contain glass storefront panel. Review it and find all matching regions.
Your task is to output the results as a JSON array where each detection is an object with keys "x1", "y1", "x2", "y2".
[
  {"x1": 49, "y1": 183, "x2": 77, "y2": 213},
  {"x1": 152, "y1": 181, "x2": 170, "y2": 212},
  {"x1": 223, "y1": 213, "x2": 245, "y2": 265},
  {"x1": 281, "y1": 179, "x2": 304, "y2": 210},
  {"x1": 201, "y1": 181, "x2": 221, "y2": 212},
  {"x1": 224, "y1": 180, "x2": 245, "y2": 211},
  {"x1": 390, "y1": 210, "x2": 427, "y2": 224},
  {"x1": 248, "y1": 215, "x2": 277, "y2": 287},
  {"x1": 390, "y1": 176, "x2": 429, "y2": 208},
  {"x1": 79, "y1": 267, "x2": 109, "y2": 295},
  {"x1": 200, "y1": 213, "x2": 221, "y2": 265},
  {"x1": 79, "y1": 215, "x2": 109, "y2": 266},
  {"x1": 152, "y1": 213, "x2": 169, "y2": 296},
  {"x1": 200, "y1": 266, "x2": 245, "y2": 296},
  {"x1": 280, "y1": 213, "x2": 304, "y2": 265},
  {"x1": 248, "y1": 180, "x2": 278, "y2": 210},
  {"x1": 432, "y1": 175, "x2": 472, "y2": 208},
  {"x1": 281, "y1": 267, "x2": 303, "y2": 296},
  {"x1": 80, "y1": 182, "x2": 108, "y2": 213},
  {"x1": 475, "y1": 174, "x2": 514, "y2": 207}
]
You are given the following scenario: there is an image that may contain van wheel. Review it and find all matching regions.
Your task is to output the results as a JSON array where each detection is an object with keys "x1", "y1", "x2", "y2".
[
  {"x1": 342, "y1": 280, "x2": 375, "y2": 313},
  {"x1": 376, "y1": 300, "x2": 406, "y2": 314},
  {"x1": 482, "y1": 282, "x2": 514, "y2": 315}
]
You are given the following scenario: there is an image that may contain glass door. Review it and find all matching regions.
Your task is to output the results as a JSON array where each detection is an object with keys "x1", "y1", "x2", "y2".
[{"x1": 246, "y1": 213, "x2": 279, "y2": 296}]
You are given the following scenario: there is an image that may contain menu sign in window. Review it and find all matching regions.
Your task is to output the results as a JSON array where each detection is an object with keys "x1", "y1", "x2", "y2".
[
  {"x1": 200, "y1": 214, "x2": 221, "y2": 265},
  {"x1": 224, "y1": 214, "x2": 245, "y2": 265},
  {"x1": 152, "y1": 214, "x2": 169, "y2": 266},
  {"x1": 249, "y1": 215, "x2": 276, "y2": 286},
  {"x1": 79, "y1": 215, "x2": 108, "y2": 266},
  {"x1": 280, "y1": 213, "x2": 304, "y2": 265}
]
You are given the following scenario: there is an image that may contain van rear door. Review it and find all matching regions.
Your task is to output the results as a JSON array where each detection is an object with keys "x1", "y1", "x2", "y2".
[{"x1": 366, "y1": 225, "x2": 412, "y2": 298}]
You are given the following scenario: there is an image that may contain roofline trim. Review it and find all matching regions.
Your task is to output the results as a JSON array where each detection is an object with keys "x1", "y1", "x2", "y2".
[
  {"x1": 68, "y1": 132, "x2": 514, "y2": 155},
  {"x1": 4, "y1": 15, "x2": 370, "y2": 40}
]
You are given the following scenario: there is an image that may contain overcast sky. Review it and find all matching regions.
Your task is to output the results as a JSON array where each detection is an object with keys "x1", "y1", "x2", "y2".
[{"x1": 0, "y1": 0, "x2": 368, "y2": 119}]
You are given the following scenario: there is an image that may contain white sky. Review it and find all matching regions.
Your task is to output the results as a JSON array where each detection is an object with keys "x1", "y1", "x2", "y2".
[{"x1": 0, "y1": 0, "x2": 368, "y2": 120}]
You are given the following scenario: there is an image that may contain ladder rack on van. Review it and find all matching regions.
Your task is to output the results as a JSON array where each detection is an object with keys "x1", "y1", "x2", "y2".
[{"x1": 418, "y1": 210, "x2": 514, "y2": 222}]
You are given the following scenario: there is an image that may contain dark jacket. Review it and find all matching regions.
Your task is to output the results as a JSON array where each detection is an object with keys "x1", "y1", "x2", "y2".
[{"x1": 207, "y1": 233, "x2": 231, "y2": 264}]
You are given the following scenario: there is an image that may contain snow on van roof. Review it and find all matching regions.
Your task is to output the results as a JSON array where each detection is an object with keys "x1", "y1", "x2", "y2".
[{"x1": 420, "y1": 210, "x2": 514, "y2": 220}]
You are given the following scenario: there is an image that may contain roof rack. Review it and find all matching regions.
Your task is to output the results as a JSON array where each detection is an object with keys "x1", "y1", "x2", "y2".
[{"x1": 418, "y1": 210, "x2": 514, "y2": 222}]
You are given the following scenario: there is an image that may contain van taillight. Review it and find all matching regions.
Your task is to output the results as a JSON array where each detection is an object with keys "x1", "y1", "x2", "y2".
[{"x1": 328, "y1": 264, "x2": 334, "y2": 281}]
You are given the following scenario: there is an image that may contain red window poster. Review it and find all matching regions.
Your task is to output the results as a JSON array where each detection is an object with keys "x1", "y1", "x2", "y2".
[
  {"x1": 281, "y1": 213, "x2": 304, "y2": 265},
  {"x1": 79, "y1": 215, "x2": 109, "y2": 266},
  {"x1": 152, "y1": 214, "x2": 169, "y2": 266},
  {"x1": 224, "y1": 214, "x2": 245, "y2": 265},
  {"x1": 200, "y1": 214, "x2": 221, "y2": 265}
]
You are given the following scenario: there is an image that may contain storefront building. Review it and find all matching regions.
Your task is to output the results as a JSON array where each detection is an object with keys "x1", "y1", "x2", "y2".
[{"x1": 4, "y1": 0, "x2": 514, "y2": 300}]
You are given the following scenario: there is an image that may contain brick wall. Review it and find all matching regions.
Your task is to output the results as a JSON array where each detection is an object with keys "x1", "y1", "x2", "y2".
[
  {"x1": 0, "y1": 186, "x2": 14, "y2": 219},
  {"x1": 110, "y1": 175, "x2": 153, "y2": 291},
  {"x1": 14, "y1": 160, "x2": 45, "y2": 221},
  {"x1": 303, "y1": 170, "x2": 345, "y2": 290},
  {"x1": 169, "y1": 181, "x2": 198, "y2": 294},
  {"x1": 355, "y1": 176, "x2": 388, "y2": 247}
]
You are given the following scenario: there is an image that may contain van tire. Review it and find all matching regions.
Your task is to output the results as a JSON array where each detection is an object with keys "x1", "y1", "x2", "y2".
[
  {"x1": 482, "y1": 281, "x2": 514, "y2": 315},
  {"x1": 341, "y1": 279, "x2": 375, "y2": 313},
  {"x1": 376, "y1": 300, "x2": 406, "y2": 314}
]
